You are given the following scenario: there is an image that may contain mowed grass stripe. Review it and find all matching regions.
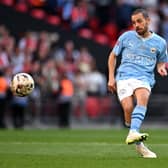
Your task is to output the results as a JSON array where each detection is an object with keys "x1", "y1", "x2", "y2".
[
  {"x1": 0, "y1": 129, "x2": 167, "y2": 143},
  {"x1": 0, "y1": 142, "x2": 167, "y2": 157},
  {"x1": 0, "y1": 129, "x2": 168, "y2": 168},
  {"x1": 0, "y1": 142, "x2": 133, "y2": 156}
]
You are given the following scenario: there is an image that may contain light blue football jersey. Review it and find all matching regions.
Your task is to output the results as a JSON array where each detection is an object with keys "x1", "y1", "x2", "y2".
[{"x1": 112, "y1": 30, "x2": 168, "y2": 87}]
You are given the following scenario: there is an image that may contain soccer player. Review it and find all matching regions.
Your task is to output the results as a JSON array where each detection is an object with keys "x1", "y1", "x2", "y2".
[{"x1": 107, "y1": 8, "x2": 168, "y2": 158}]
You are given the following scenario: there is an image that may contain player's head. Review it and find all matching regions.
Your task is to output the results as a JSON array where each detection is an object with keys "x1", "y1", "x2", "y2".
[{"x1": 131, "y1": 8, "x2": 150, "y2": 36}]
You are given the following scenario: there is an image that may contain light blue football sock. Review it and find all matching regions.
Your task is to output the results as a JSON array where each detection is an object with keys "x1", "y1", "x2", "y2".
[{"x1": 130, "y1": 105, "x2": 147, "y2": 132}]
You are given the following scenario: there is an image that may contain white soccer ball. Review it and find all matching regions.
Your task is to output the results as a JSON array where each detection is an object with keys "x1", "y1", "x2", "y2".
[{"x1": 10, "y1": 73, "x2": 35, "y2": 97}]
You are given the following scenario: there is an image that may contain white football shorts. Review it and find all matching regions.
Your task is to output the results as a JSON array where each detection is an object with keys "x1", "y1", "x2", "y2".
[{"x1": 116, "y1": 78, "x2": 151, "y2": 101}]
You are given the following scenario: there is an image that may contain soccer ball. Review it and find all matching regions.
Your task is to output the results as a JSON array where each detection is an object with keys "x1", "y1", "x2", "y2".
[{"x1": 10, "y1": 73, "x2": 35, "y2": 97}]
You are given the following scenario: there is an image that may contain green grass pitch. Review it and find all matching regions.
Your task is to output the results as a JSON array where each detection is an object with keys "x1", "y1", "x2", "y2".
[{"x1": 0, "y1": 128, "x2": 167, "y2": 168}]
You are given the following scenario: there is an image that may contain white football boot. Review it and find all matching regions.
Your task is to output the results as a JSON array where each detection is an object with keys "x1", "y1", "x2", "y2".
[
  {"x1": 136, "y1": 143, "x2": 157, "y2": 158},
  {"x1": 126, "y1": 130, "x2": 149, "y2": 145}
]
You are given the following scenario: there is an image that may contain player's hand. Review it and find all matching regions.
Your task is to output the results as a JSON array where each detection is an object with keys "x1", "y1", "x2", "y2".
[
  {"x1": 107, "y1": 78, "x2": 116, "y2": 93},
  {"x1": 157, "y1": 63, "x2": 168, "y2": 76}
]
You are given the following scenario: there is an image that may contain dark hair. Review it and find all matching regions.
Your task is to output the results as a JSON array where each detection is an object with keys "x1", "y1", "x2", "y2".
[{"x1": 132, "y1": 8, "x2": 149, "y2": 19}]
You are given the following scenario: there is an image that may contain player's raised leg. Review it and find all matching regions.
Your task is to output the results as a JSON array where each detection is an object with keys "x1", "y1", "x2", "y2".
[
  {"x1": 120, "y1": 96, "x2": 148, "y2": 144},
  {"x1": 126, "y1": 88, "x2": 150, "y2": 144}
]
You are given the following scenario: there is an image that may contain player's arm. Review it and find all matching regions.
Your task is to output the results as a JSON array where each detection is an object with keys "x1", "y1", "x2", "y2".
[
  {"x1": 157, "y1": 39, "x2": 168, "y2": 77},
  {"x1": 108, "y1": 51, "x2": 117, "y2": 93},
  {"x1": 157, "y1": 62, "x2": 167, "y2": 76}
]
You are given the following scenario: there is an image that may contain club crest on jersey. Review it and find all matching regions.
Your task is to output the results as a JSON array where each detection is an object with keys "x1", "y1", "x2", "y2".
[{"x1": 150, "y1": 47, "x2": 156, "y2": 53}]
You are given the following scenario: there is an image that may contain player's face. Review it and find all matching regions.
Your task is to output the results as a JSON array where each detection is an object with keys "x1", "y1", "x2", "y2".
[{"x1": 131, "y1": 13, "x2": 150, "y2": 36}]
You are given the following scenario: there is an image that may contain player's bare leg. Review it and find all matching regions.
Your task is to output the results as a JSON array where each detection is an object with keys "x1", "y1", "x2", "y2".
[
  {"x1": 133, "y1": 88, "x2": 156, "y2": 157},
  {"x1": 121, "y1": 97, "x2": 148, "y2": 144},
  {"x1": 120, "y1": 95, "x2": 148, "y2": 144},
  {"x1": 120, "y1": 96, "x2": 134, "y2": 127}
]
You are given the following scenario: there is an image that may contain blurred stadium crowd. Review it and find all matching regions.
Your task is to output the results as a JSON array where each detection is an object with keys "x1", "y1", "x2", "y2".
[
  {"x1": 0, "y1": 0, "x2": 168, "y2": 129},
  {"x1": 1, "y1": 0, "x2": 168, "y2": 46},
  {"x1": 0, "y1": 24, "x2": 109, "y2": 129}
]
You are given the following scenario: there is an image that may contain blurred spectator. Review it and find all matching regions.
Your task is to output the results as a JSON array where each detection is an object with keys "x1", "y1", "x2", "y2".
[
  {"x1": 160, "y1": 0, "x2": 168, "y2": 43},
  {"x1": 0, "y1": 46, "x2": 10, "y2": 69},
  {"x1": 28, "y1": 61, "x2": 42, "y2": 125},
  {"x1": 54, "y1": 40, "x2": 79, "y2": 80},
  {"x1": 41, "y1": 59, "x2": 59, "y2": 97},
  {"x1": 77, "y1": 46, "x2": 93, "y2": 73},
  {"x1": 94, "y1": 0, "x2": 112, "y2": 25},
  {"x1": 33, "y1": 31, "x2": 51, "y2": 63},
  {"x1": 54, "y1": 40, "x2": 79, "y2": 63},
  {"x1": 11, "y1": 47, "x2": 25, "y2": 73},
  {"x1": 143, "y1": 0, "x2": 158, "y2": 7},
  {"x1": 62, "y1": 0, "x2": 74, "y2": 22},
  {"x1": 10, "y1": 96, "x2": 28, "y2": 128},
  {"x1": 161, "y1": 15, "x2": 168, "y2": 43},
  {"x1": 147, "y1": 7, "x2": 160, "y2": 33},
  {"x1": 18, "y1": 31, "x2": 38, "y2": 53},
  {"x1": 73, "y1": 68, "x2": 87, "y2": 121},
  {"x1": 160, "y1": 0, "x2": 168, "y2": 17},
  {"x1": 85, "y1": 60, "x2": 107, "y2": 96},
  {"x1": 57, "y1": 73, "x2": 74, "y2": 128},
  {"x1": 0, "y1": 70, "x2": 9, "y2": 128},
  {"x1": 70, "y1": 0, "x2": 89, "y2": 30},
  {"x1": 115, "y1": 0, "x2": 134, "y2": 32}
]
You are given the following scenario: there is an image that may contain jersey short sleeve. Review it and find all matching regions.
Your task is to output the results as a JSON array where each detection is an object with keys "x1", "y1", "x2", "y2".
[
  {"x1": 112, "y1": 32, "x2": 127, "y2": 56},
  {"x1": 157, "y1": 38, "x2": 168, "y2": 63}
]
